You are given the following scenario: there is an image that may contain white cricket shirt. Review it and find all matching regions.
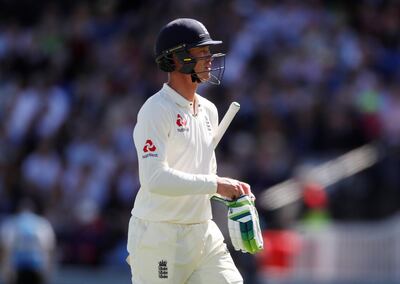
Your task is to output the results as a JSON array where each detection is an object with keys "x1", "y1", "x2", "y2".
[{"x1": 132, "y1": 83, "x2": 219, "y2": 224}]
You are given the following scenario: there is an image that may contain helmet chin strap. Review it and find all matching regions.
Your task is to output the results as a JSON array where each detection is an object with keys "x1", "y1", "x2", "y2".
[{"x1": 191, "y1": 73, "x2": 202, "y2": 83}]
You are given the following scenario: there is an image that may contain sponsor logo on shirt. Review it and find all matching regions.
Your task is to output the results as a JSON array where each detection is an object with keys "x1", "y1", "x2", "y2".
[
  {"x1": 176, "y1": 114, "x2": 187, "y2": 127},
  {"x1": 142, "y1": 139, "x2": 158, "y2": 158},
  {"x1": 176, "y1": 114, "x2": 189, "y2": 132}
]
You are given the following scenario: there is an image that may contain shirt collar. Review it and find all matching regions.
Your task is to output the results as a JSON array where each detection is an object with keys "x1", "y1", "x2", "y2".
[{"x1": 162, "y1": 83, "x2": 199, "y2": 110}]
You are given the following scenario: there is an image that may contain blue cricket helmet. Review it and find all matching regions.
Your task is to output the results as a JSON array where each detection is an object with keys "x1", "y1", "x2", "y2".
[{"x1": 155, "y1": 18, "x2": 225, "y2": 84}]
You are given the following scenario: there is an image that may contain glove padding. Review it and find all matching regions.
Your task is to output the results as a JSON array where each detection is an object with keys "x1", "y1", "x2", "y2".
[{"x1": 212, "y1": 195, "x2": 263, "y2": 254}]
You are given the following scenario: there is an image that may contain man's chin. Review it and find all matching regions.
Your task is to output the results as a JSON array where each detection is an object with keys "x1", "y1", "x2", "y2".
[{"x1": 199, "y1": 73, "x2": 211, "y2": 82}]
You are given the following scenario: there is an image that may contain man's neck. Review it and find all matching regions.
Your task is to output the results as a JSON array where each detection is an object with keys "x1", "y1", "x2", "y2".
[{"x1": 168, "y1": 74, "x2": 198, "y2": 102}]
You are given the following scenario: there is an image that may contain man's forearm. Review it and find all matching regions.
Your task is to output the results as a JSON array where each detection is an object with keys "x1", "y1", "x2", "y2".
[{"x1": 143, "y1": 164, "x2": 218, "y2": 196}]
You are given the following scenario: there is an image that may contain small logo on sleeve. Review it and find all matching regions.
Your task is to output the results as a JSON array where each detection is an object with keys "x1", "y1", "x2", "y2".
[
  {"x1": 143, "y1": 139, "x2": 156, "y2": 152},
  {"x1": 176, "y1": 114, "x2": 189, "y2": 132},
  {"x1": 142, "y1": 139, "x2": 158, "y2": 158},
  {"x1": 158, "y1": 260, "x2": 168, "y2": 279}
]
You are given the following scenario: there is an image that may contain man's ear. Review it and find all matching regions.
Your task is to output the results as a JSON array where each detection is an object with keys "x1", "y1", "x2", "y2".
[{"x1": 171, "y1": 54, "x2": 182, "y2": 71}]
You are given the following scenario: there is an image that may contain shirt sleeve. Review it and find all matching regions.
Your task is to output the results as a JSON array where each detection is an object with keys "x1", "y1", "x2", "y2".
[{"x1": 133, "y1": 100, "x2": 217, "y2": 197}]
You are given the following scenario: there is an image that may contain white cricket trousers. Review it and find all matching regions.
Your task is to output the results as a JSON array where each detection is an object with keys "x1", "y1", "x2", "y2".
[{"x1": 127, "y1": 216, "x2": 243, "y2": 284}]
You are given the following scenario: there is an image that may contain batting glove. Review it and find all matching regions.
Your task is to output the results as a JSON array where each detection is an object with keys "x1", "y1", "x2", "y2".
[{"x1": 212, "y1": 195, "x2": 263, "y2": 254}]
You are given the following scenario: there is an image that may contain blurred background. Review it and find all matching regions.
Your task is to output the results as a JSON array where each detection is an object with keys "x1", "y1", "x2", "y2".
[{"x1": 0, "y1": 0, "x2": 399, "y2": 283}]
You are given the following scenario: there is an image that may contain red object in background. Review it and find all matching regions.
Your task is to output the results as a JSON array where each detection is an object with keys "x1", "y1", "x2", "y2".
[
  {"x1": 256, "y1": 230, "x2": 302, "y2": 277},
  {"x1": 361, "y1": 114, "x2": 381, "y2": 140},
  {"x1": 303, "y1": 182, "x2": 327, "y2": 209}
]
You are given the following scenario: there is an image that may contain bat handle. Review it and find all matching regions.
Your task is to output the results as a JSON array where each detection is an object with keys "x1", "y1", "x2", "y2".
[{"x1": 213, "y1": 102, "x2": 240, "y2": 149}]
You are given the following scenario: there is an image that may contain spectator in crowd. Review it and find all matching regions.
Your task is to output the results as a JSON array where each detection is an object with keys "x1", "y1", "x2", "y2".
[{"x1": 0, "y1": 198, "x2": 56, "y2": 284}]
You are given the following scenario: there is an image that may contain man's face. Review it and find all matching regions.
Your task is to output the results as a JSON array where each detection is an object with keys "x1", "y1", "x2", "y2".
[{"x1": 189, "y1": 46, "x2": 212, "y2": 81}]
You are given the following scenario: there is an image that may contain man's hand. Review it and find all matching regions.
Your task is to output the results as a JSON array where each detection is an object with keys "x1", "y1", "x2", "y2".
[
  {"x1": 216, "y1": 177, "x2": 253, "y2": 200},
  {"x1": 239, "y1": 182, "x2": 255, "y2": 200}
]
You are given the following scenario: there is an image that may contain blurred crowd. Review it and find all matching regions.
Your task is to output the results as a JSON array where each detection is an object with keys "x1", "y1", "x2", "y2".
[{"x1": 0, "y1": 0, "x2": 399, "y2": 276}]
